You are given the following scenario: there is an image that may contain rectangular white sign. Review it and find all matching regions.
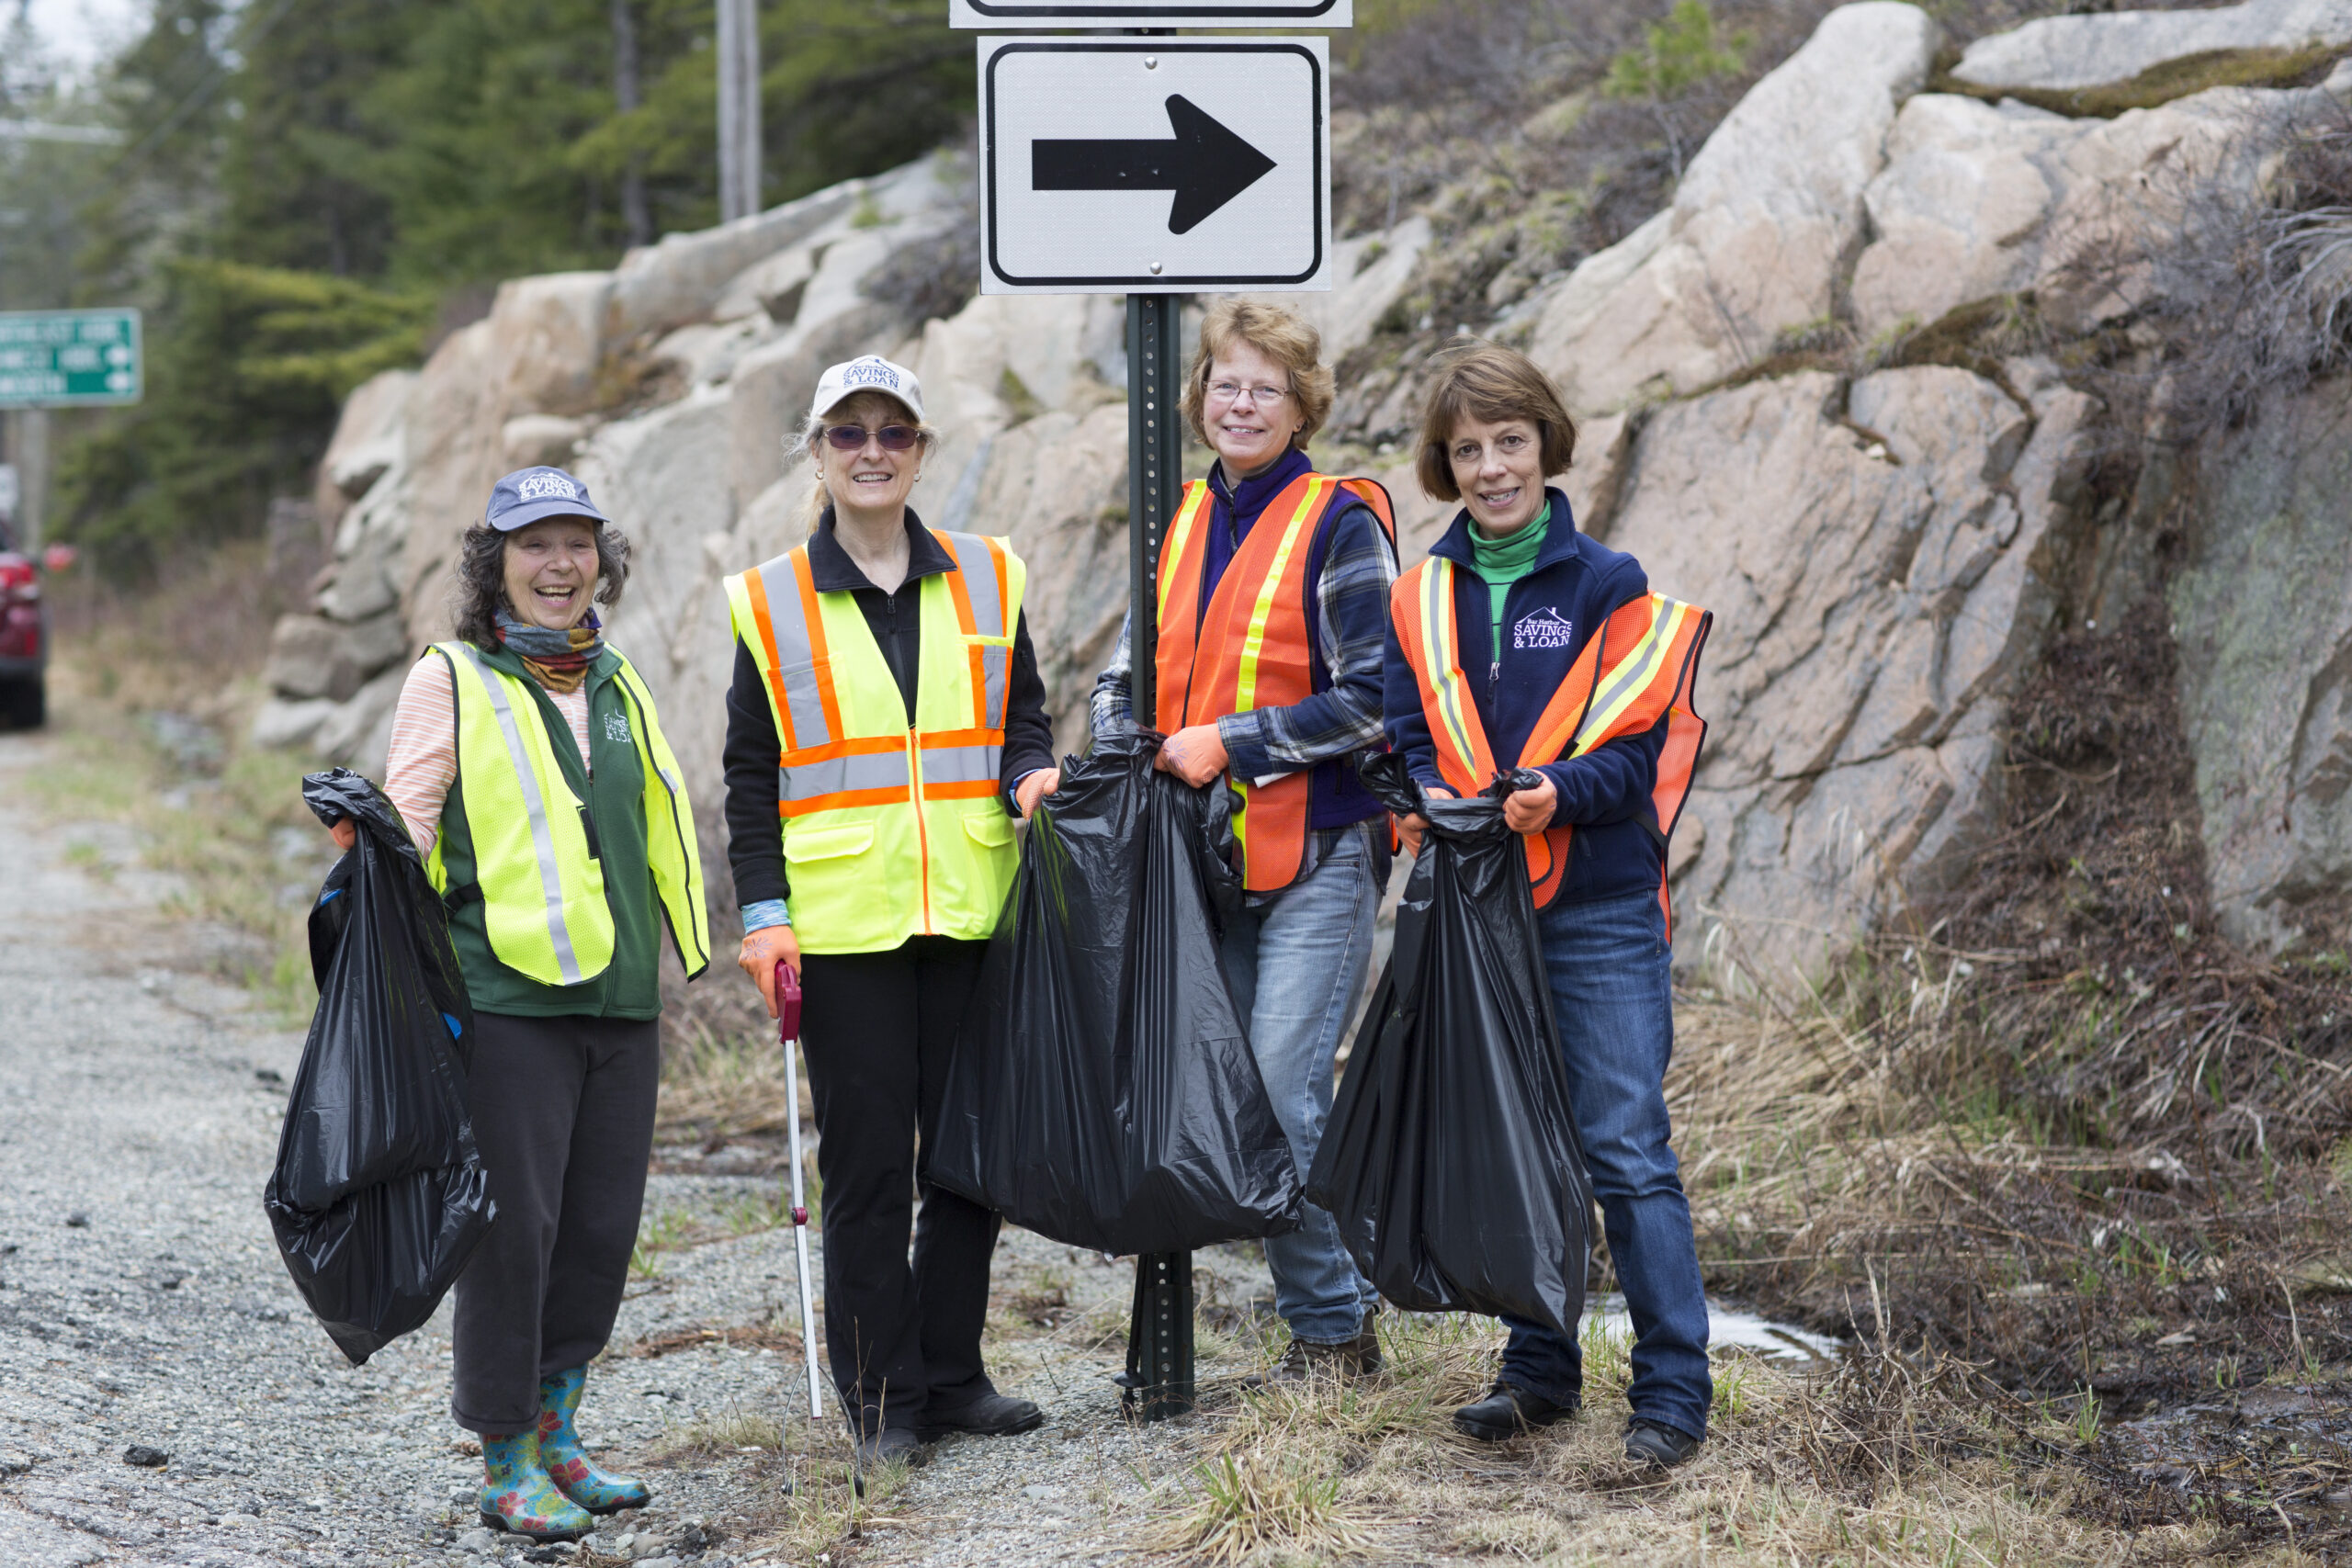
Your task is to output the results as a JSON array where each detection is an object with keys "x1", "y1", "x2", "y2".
[
  {"x1": 978, "y1": 38, "x2": 1330, "y2": 295},
  {"x1": 953, "y1": 0, "x2": 1347, "y2": 27}
]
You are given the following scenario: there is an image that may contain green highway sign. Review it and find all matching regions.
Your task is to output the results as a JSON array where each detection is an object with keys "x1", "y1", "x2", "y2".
[{"x1": 0, "y1": 309, "x2": 142, "y2": 408}]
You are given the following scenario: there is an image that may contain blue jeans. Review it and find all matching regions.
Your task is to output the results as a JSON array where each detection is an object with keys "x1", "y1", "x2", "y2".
[
  {"x1": 1499, "y1": 885, "x2": 1712, "y2": 1439},
  {"x1": 1219, "y1": 825, "x2": 1382, "y2": 1343}
]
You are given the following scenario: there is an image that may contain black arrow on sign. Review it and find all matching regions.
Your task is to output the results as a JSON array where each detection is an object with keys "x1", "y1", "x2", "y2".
[{"x1": 1032, "y1": 95, "x2": 1277, "y2": 236}]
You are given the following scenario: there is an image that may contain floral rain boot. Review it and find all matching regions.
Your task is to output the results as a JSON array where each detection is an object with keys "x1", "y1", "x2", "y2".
[
  {"x1": 478, "y1": 1427, "x2": 594, "y2": 1540},
  {"x1": 538, "y1": 1365, "x2": 652, "y2": 1515}
]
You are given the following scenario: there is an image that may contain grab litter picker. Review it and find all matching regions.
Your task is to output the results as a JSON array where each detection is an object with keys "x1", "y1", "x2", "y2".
[{"x1": 776, "y1": 961, "x2": 823, "y2": 1419}]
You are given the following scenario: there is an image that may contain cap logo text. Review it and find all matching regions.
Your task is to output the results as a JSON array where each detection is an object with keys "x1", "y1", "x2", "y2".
[
  {"x1": 516, "y1": 471, "x2": 580, "y2": 502},
  {"x1": 841, "y1": 359, "x2": 899, "y2": 391}
]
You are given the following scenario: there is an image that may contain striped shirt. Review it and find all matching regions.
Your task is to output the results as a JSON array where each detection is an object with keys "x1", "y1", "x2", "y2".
[{"x1": 384, "y1": 653, "x2": 592, "y2": 856}]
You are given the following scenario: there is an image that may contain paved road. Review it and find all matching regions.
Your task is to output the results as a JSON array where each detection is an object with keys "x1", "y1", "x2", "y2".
[
  {"x1": 0, "y1": 729, "x2": 831, "y2": 1567},
  {"x1": 0, "y1": 728, "x2": 1261, "y2": 1567}
]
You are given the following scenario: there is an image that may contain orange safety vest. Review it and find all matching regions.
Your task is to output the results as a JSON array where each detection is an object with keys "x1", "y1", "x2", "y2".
[
  {"x1": 1391, "y1": 556, "x2": 1712, "y2": 923},
  {"x1": 1153, "y1": 469, "x2": 1396, "y2": 893}
]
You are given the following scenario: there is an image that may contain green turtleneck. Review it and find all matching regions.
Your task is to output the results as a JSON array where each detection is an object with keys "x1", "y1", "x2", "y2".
[{"x1": 1466, "y1": 499, "x2": 1550, "y2": 665}]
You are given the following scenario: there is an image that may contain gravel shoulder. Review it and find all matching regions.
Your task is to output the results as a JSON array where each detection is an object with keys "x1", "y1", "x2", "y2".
[{"x1": 0, "y1": 728, "x2": 1283, "y2": 1568}]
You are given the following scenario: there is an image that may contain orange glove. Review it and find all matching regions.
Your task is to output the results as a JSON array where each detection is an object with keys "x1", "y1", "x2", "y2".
[{"x1": 739, "y1": 924, "x2": 801, "y2": 1020}]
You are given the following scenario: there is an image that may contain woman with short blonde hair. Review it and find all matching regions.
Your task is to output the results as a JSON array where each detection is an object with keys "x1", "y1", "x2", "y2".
[
  {"x1": 1179, "y1": 299, "x2": 1338, "y2": 450},
  {"x1": 1091, "y1": 298, "x2": 1398, "y2": 1386},
  {"x1": 1384, "y1": 340, "x2": 1713, "y2": 1465}
]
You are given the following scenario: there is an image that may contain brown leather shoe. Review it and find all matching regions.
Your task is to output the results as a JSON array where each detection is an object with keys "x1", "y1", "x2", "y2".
[{"x1": 1245, "y1": 1325, "x2": 1384, "y2": 1390}]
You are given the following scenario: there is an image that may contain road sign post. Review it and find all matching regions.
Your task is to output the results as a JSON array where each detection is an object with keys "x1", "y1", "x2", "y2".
[
  {"x1": 967, "y1": 6, "x2": 1339, "y2": 1427},
  {"x1": 1114, "y1": 289, "x2": 1192, "y2": 1422}
]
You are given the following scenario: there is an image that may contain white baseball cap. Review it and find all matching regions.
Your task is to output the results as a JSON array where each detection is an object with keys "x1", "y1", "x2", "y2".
[{"x1": 808, "y1": 355, "x2": 924, "y2": 424}]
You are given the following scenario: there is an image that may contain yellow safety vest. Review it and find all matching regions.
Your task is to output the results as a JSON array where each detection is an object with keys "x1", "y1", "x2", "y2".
[
  {"x1": 424, "y1": 641, "x2": 709, "y2": 987},
  {"x1": 724, "y1": 529, "x2": 1025, "y2": 954}
]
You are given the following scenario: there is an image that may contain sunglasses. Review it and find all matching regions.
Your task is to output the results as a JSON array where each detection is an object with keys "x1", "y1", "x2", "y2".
[{"x1": 821, "y1": 423, "x2": 921, "y2": 452}]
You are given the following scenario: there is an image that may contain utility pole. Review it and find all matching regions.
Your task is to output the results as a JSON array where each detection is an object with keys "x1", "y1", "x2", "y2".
[
  {"x1": 715, "y1": 0, "x2": 761, "y2": 222},
  {"x1": 6, "y1": 409, "x2": 46, "y2": 552},
  {"x1": 610, "y1": 0, "x2": 650, "y2": 247}
]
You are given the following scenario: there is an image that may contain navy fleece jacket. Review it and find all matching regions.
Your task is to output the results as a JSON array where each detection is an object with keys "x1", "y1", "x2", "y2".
[{"x1": 1380, "y1": 489, "x2": 1669, "y2": 906}]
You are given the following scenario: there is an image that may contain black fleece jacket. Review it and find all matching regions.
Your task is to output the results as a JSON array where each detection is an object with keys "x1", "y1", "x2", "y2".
[{"x1": 722, "y1": 513, "x2": 1057, "y2": 908}]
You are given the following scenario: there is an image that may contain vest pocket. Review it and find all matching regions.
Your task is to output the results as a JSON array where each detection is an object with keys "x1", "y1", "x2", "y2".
[
  {"x1": 784, "y1": 822, "x2": 875, "y2": 863},
  {"x1": 962, "y1": 812, "x2": 1015, "y2": 849}
]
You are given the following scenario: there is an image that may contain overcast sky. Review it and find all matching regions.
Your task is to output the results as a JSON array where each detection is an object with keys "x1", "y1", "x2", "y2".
[{"x1": 23, "y1": 0, "x2": 145, "y2": 79}]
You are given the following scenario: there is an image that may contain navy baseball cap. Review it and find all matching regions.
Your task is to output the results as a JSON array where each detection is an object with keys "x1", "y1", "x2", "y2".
[{"x1": 485, "y1": 467, "x2": 612, "y2": 532}]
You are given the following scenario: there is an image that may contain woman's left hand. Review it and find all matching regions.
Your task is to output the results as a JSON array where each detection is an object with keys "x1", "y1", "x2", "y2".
[
  {"x1": 1015, "y1": 767, "x2": 1062, "y2": 818},
  {"x1": 1502, "y1": 773, "x2": 1557, "y2": 834}
]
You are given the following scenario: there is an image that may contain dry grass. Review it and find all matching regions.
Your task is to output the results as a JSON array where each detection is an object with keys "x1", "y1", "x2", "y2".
[
  {"x1": 658, "y1": 1020, "x2": 805, "y2": 1144},
  {"x1": 1137, "y1": 1307, "x2": 2196, "y2": 1566}
]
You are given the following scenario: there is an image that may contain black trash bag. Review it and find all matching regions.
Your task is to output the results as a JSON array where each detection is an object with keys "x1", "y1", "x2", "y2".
[
  {"x1": 263, "y1": 768, "x2": 495, "y2": 1364},
  {"x1": 927, "y1": 731, "x2": 1304, "y2": 1253},
  {"x1": 1304, "y1": 752, "x2": 1593, "y2": 1339}
]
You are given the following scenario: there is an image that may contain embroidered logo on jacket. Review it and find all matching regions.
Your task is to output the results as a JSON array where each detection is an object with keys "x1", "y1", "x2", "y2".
[
  {"x1": 603, "y1": 712, "x2": 632, "y2": 745},
  {"x1": 1514, "y1": 608, "x2": 1577, "y2": 649}
]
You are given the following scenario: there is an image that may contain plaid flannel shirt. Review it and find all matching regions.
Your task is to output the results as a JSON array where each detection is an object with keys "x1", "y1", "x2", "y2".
[{"x1": 1090, "y1": 498, "x2": 1398, "y2": 781}]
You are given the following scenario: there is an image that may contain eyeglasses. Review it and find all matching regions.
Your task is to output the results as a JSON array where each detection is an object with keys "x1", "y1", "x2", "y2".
[
  {"x1": 822, "y1": 423, "x2": 921, "y2": 452},
  {"x1": 1207, "y1": 380, "x2": 1293, "y2": 408}
]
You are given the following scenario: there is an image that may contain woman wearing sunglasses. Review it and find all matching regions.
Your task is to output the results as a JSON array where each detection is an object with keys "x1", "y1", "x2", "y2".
[{"x1": 718, "y1": 355, "x2": 1058, "y2": 1466}]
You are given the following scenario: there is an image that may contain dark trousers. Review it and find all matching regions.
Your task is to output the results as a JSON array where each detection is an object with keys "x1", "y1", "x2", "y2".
[
  {"x1": 801, "y1": 936, "x2": 1001, "y2": 1436},
  {"x1": 450, "y1": 1011, "x2": 661, "y2": 1434}
]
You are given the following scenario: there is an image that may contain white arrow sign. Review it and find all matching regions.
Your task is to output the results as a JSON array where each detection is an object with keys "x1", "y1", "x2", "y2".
[{"x1": 978, "y1": 39, "x2": 1329, "y2": 296}]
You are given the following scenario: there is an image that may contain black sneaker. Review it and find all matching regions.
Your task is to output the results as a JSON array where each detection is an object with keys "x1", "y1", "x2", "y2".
[
  {"x1": 914, "y1": 1392, "x2": 1044, "y2": 1443},
  {"x1": 1623, "y1": 1417, "x2": 1702, "y2": 1468},
  {"x1": 1452, "y1": 1380, "x2": 1579, "y2": 1441}
]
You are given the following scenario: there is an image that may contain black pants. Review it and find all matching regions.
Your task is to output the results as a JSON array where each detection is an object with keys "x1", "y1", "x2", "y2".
[
  {"x1": 450, "y1": 1011, "x2": 661, "y2": 1433},
  {"x1": 801, "y1": 936, "x2": 1001, "y2": 1436}
]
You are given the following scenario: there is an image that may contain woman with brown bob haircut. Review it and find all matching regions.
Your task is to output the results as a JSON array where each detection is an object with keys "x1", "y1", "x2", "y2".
[
  {"x1": 1090, "y1": 298, "x2": 1399, "y2": 1385},
  {"x1": 1382, "y1": 340, "x2": 1715, "y2": 1467}
]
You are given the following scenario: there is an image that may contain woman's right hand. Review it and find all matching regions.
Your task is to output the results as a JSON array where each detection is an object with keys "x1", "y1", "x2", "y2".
[
  {"x1": 1396, "y1": 785, "x2": 1456, "y2": 858},
  {"x1": 739, "y1": 924, "x2": 801, "y2": 1020},
  {"x1": 327, "y1": 818, "x2": 356, "y2": 852}
]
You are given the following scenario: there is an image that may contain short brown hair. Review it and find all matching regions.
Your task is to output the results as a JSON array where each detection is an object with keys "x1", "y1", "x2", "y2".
[
  {"x1": 1182, "y1": 299, "x2": 1336, "y2": 450},
  {"x1": 1414, "y1": 340, "x2": 1577, "y2": 502}
]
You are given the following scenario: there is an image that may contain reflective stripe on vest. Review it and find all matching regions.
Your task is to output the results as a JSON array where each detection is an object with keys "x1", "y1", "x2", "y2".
[
  {"x1": 605, "y1": 657, "x2": 712, "y2": 980},
  {"x1": 1151, "y1": 470, "x2": 1396, "y2": 893},
  {"x1": 424, "y1": 644, "x2": 710, "y2": 987},
  {"x1": 434, "y1": 642, "x2": 614, "y2": 987},
  {"x1": 724, "y1": 528, "x2": 1026, "y2": 953},
  {"x1": 1392, "y1": 557, "x2": 1712, "y2": 919}
]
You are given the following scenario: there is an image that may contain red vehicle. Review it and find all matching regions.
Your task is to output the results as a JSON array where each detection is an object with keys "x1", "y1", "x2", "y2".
[{"x1": 0, "y1": 521, "x2": 46, "y2": 728}]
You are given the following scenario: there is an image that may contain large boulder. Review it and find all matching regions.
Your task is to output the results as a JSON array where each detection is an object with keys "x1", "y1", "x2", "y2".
[
  {"x1": 2171, "y1": 376, "x2": 2352, "y2": 953},
  {"x1": 314, "y1": 368, "x2": 413, "y2": 521},
  {"x1": 1523, "y1": 2, "x2": 1939, "y2": 413},
  {"x1": 1602, "y1": 363, "x2": 2095, "y2": 976},
  {"x1": 1951, "y1": 0, "x2": 2352, "y2": 94},
  {"x1": 1850, "y1": 85, "x2": 2327, "y2": 337}
]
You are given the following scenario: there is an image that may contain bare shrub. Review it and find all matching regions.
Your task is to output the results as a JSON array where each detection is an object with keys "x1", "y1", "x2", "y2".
[{"x1": 2076, "y1": 102, "x2": 2352, "y2": 446}]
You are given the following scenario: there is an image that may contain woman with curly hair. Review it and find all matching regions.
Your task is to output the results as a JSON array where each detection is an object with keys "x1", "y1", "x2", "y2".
[{"x1": 327, "y1": 465, "x2": 708, "y2": 1541}]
